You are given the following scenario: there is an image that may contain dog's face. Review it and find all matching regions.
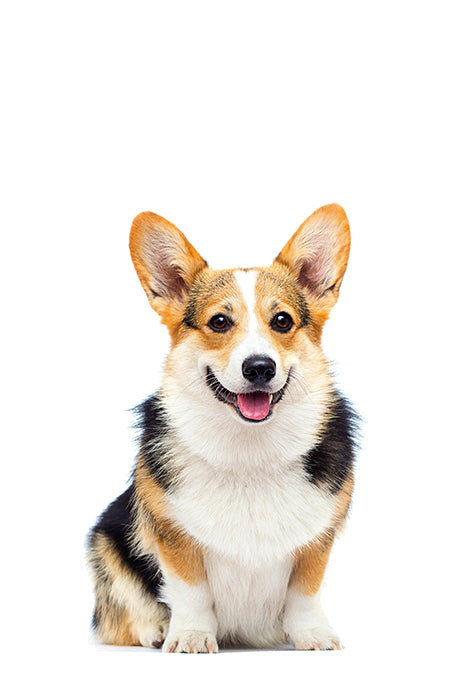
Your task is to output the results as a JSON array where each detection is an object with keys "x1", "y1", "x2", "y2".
[{"x1": 129, "y1": 205, "x2": 350, "y2": 430}]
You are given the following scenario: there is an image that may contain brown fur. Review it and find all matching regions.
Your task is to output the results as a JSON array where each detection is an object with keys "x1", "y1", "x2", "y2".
[
  {"x1": 129, "y1": 211, "x2": 208, "y2": 342},
  {"x1": 94, "y1": 597, "x2": 138, "y2": 646},
  {"x1": 156, "y1": 529, "x2": 206, "y2": 585},
  {"x1": 288, "y1": 470, "x2": 354, "y2": 598},
  {"x1": 88, "y1": 203, "x2": 353, "y2": 649},
  {"x1": 134, "y1": 458, "x2": 171, "y2": 522},
  {"x1": 161, "y1": 260, "x2": 332, "y2": 379},
  {"x1": 331, "y1": 473, "x2": 355, "y2": 533},
  {"x1": 134, "y1": 459, "x2": 206, "y2": 584},
  {"x1": 289, "y1": 471, "x2": 354, "y2": 598},
  {"x1": 88, "y1": 531, "x2": 138, "y2": 645},
  {"x1": 275, "y1": 203, "x2": 350, "y2": 335},
  {"x1": 129, "y1": 204, "x2": 350, "y2": 350},
  {"x1": 290, "y1": 532, "x2": 335, "y2": 596},
  {"x1": 88, "y1": 530, "x2": 169, "y2": 646}
]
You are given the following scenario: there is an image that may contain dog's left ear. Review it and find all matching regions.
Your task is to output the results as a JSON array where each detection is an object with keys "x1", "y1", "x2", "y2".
[
  {"x1": 129, "y1": 211, "x2": 207, "y2": 319},
  {"x1": 275, "y1": 204, "x2": 350, "y2": 307}
]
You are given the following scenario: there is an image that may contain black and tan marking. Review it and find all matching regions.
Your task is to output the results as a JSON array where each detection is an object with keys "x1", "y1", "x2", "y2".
[
  {"x1": 87, "y1": 486, "x2": 170, "y2": 647},
  {"x1": 87, "y1": 396, "x2": 207, "y2": 646},
  {"x1": 87, "y1": 203, "x2": 358, "y2": 650},
  {"x1": 87, "y1": 390, "x2": 357, "y2": 647},
  {"x1": 302, "y1": 392, "x2": 358, "y2": 494}
]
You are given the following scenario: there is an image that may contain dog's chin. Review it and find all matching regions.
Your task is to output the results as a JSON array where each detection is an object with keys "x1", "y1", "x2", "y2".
[{"x1": 205, "y1": 367, "x2": 290, "y2": 423}]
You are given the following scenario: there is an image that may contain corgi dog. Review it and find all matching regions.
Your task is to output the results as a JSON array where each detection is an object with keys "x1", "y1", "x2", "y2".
[{"x1": 87, "y1": 203, "x2": 357, "y2": 652}]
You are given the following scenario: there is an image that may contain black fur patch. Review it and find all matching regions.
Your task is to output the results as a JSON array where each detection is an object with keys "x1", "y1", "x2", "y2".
[
  {"x1": 133, "y1": 394, "x2": 175, "y2": 492},
  {"x1": 303, "y1": 392, "x2": 358, "y2": 494},
  {"x1": 89, "y1": 486, "x2": 163, "y2": 598},
  {"x1": 182, "y1": 306, "x2": 200, "y2": 329}
]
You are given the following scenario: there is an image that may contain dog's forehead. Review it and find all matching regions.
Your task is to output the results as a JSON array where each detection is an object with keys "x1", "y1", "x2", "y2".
[
  {"x1": 184, "y1": 265, "x2": 308, "y2": 327},
  {"x1": 207, "y1": 267, "x2": 293, "y2": 315},
  {"x1": 234, "y1": 267, "x2": 310, "y2": 323},
  {"x1": 233, "y1": 269, "x2": 258, "y2": 316}
]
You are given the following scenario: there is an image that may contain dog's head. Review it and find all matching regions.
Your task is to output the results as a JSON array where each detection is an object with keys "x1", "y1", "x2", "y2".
[{"x1": 129, "y1": 205, "x2": 350, "y2": 437}]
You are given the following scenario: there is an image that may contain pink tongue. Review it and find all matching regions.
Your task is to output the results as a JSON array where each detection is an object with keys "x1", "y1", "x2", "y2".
[{"x1": 237, "y1": 392, "x2": 271, "y2": 420}]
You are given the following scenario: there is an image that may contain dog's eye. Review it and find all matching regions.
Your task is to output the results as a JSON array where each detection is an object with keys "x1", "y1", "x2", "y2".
[
  {"x1": 271, "y1": 312, "x2": 294, "y2": 333},
  {"x1": 208, "y1": 314, "x2": 232, "y2": 332}
]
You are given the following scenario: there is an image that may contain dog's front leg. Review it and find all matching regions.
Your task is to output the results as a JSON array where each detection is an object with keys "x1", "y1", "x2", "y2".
[
  {"x1": 283, "y1": 533, "x2": 342, "y2": 650},
  {"x1": 157, "y1": 532, "x2": 218, "y2": 653}
]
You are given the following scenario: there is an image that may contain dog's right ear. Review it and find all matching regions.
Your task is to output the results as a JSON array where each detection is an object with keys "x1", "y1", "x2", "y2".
[{"x1": 129, "y1": 212, "x2": 207, "y2": 321}]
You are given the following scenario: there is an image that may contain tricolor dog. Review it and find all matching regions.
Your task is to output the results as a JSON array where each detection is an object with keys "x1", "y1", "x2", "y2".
[{"x1": 87, "y1": 203, "x2": 357, "y2": 652}]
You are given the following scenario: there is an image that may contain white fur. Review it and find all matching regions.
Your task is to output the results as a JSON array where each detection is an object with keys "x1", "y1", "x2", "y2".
[
  {"x1": 234, "y1": 270, "x2": 258, "y2": 333},
  {"x1": 166, "y1": 445, "x2": 335, "y2": 566},
  {"x1": 214, "y1": 270, "x2": 287, "y2": 394},
  {"x1": 161, "y1": 576, "x2": 218, "y2": 653},
  {"x1": 157, "y1": 268, "x2": 340, "y2": 648},
  {"x1": 206, "y1": 553, "x2": 292, "y2": 647},
  {"x1": 283, "y1": 589, "x2": 342, "y2": 650},
  {"x1": 159, "y1": 432, "x2": 335, "y2": 646},
  {"x1": 162, "y1": 330, "x2": 331, "y2": 470}
]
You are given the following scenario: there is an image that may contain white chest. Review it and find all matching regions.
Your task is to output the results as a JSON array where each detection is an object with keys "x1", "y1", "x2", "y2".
[
  {"x1": 165, "y1": 453, "x2": 337, "y2": 647},
  {"x1": 205, "y1": 551, "x2": 292, "y2": 646},
  {"x1": 168, "y1": 458, "x2": 336, "y2": 567}
]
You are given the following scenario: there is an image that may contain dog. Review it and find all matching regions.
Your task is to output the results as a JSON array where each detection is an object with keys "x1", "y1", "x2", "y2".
[{"x1": 87, "y1": 203, "x2": 357, "y2": 652}]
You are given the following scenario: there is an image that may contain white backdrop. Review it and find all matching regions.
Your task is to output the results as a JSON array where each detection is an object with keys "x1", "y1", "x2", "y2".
[{"x1": 2, "y1": 1, "x2": 474, "y2": 698}]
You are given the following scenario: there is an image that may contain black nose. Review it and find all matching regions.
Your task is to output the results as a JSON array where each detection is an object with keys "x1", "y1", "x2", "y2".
[{"x1": 242, "y1": 355, "x2": 276, "y2": 384}]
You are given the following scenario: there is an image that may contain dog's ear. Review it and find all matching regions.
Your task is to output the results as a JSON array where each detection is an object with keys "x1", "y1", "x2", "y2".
[
  {"x1": 129, "y1": 212, "x2": 207, "y2": 318},
  {"x1": 275, "y1": 204, "x2": 350, "y2": 307}
]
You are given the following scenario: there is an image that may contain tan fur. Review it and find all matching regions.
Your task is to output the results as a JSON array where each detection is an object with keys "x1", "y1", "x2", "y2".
[
  {"x1": 290, "y1": 532, "x2": 334, "y2": 597},
  {"x1": 253, "y1": 265, "x2": 325, "y2": 366},
  {"x1": 89, "y1": 532, "x2": 137, "y2": 645},
  {"x1": 89, "y1": 204, "x2": 353, "y2": 650},
  {"x1": 135, "y1": 511, "x2": 205, "y2": 585},
  {"x1": 275, "y1": 203, "x2": 350, "y2": 333},
  {"x1": 331, "y1": 473, "x2": 355, "y2": 533},
  {"x1": 129, "y1": 212, "x2": 207, "y2": 341},
  {"x1": 88, "y1": 531, "x2": 169, "y2": 646},
  {"x1": 94, "y1": 597, "x2": 138, "y2": 646},
  {"x1": 133, "y1": 459, "x2": 206, "y2": 584},
  {"x1": 176, "y1": 268, "x2": 251, "y2": 361},
  {"x1": 129, "y1": 204, "x2": 350, "y2": 352},
  {"x1": 156, "y1": 528, "x2": 206, "y2": 584},
  {"x1": 289, "y1": 470, "x2": 353, "y2": 599},
  {"x1": 134, "y1": 458, "x2": 171, "y2": 522},
  {"x1": 164, "y1": 261, "x2": 330, "y2": 377}
]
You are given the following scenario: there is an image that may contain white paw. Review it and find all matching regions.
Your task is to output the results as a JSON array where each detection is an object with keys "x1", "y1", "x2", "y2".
[
  {"x1": 292, "y1": 627, "x2": 343, "y2": 651},
  {"x1": 137, "y1": 620, "x2": 170, "y2": 649},
  {"x1": 163, "y1": 630, "x2": 219, "y2": 654}
]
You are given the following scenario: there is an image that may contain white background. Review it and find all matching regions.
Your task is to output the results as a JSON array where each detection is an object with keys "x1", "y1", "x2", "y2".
[{"x1": 2, "y1": 1, "x2": 474, "y2": 698}]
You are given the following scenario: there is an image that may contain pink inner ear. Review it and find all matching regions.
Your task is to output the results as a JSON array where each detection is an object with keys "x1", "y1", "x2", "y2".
[
  {"x1": 141, "y1": 240, "x2": 187, "y2": 301},
  {"x1": 298, "y1": 250, "x2": 332, "y2": 296},
  {"x1": 154, "y1": 261, "x2": 188, "y2": 301},
  {"x1": 163, "y1": 266, "x2": 187, "y2": 301}
]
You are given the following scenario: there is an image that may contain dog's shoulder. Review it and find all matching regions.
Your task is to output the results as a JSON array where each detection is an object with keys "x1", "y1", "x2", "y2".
[
  {"x1": 302, "y1": 390, "x2": 358, "y2": 495},
  {"x1": 133, "y1": 392, "x2": 177, "y2": 492}
]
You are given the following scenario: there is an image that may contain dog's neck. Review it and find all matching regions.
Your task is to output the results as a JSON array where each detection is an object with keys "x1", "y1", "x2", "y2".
[{"x1": 160, "y1": 367, "x2": 334, "y2": 473}]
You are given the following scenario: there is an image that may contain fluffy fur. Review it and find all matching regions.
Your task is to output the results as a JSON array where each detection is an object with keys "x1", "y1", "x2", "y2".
[{"x1": 87, "y1": 203, "x2": 357, "y2": 652}]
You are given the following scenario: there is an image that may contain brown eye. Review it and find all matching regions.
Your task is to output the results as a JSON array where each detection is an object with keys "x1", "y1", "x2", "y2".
[
  {"x1": 208, "y1": 314, "x2": 232, "y2": 332},
  {"x1": 271, "y1": 312, "x2": 294, "y2": 333}
]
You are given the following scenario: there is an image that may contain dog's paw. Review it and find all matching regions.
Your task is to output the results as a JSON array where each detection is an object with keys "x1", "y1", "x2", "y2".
[
  {"x1": 292, "y1": 627, "x2": 343, "y2": 651},
  {"x1": 163, "y1": 630, "x2": 219, "y2": 653},
  {"x1": 137, "y1": 619, "x2": 170, "y2": 649}
]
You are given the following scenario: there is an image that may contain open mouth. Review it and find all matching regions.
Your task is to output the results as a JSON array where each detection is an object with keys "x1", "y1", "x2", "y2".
[{"x1": 205, "y1": 367, "x2": 290, "y2": 422}]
